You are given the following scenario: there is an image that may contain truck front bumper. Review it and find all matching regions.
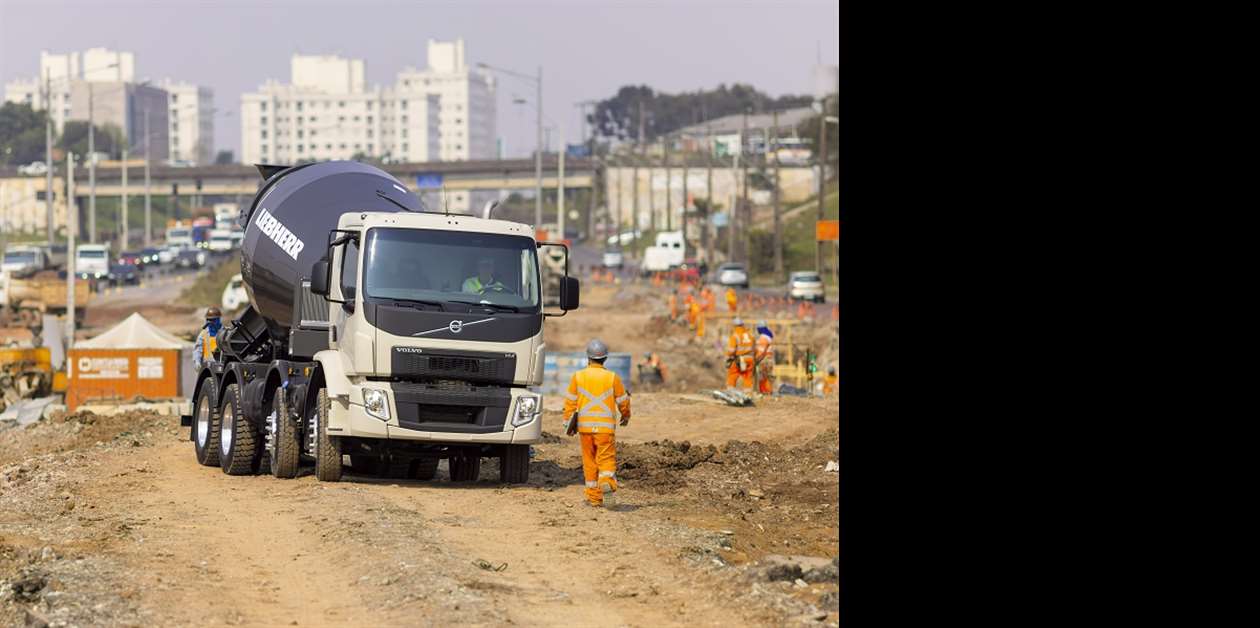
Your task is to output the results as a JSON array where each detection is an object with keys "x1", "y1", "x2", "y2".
[{"x1": 328, "y1": 384, "x2": 542, "y2": 445}]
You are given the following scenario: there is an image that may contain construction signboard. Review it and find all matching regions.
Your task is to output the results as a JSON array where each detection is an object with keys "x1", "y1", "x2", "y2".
[{"x1": 816, "y1": 220, "x2": 840, "y2": 241}]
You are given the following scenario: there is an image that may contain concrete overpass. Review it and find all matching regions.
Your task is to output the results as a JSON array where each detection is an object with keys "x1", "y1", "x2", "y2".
[{"x1": 38, "y1": 157, "x2": 597, "y2": 199}]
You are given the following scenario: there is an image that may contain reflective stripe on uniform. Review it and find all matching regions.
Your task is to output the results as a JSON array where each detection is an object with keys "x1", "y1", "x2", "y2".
[
  {"x1": 598, "y1": 471, "x2": 616, "y2": 478},
  {"x1": 615, "y1": 394, "x2": 629, "y2": 404},
  {"x1": 585, "y1": 480, "x2": 598, "y2": 488},
  {"x1": 578, "y1": 387, "x2": 614, "y2": 418},
  {"x1": 577, "y1": 421, "x2": 615, "y2": 429},
  {"x1": 564, "y1": 392, "x2": 578, "y2": 401}
]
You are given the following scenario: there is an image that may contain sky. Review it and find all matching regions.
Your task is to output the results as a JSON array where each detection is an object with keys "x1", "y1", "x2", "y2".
[{"x1": 0, "y1": 0, "x2": 839, "y2": 160}]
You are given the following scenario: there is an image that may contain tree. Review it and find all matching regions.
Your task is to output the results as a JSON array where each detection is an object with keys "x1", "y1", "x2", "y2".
[
  {"x1": 588, "y1": 84, "x2": 813, "y2": 143},
  {"x1": 55, "y1": 120, "x2": 123, "y2": 160},
  {"x1": 214, "y1": 150, "x2": 234, "y2": 165},
  {"x1": 797, "y1": 93, "x2": 839, "y2": 165},
  {"x1": 0, "y1": 102, "x2": 48, "y2": 166}
]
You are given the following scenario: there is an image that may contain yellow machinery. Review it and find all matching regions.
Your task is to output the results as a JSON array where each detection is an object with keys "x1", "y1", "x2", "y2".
[{"x1": 0, "y1": 345, "x2": 56, "y2": 414}]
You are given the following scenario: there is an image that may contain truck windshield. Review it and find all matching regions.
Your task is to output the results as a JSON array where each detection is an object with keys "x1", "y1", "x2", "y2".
[
  {"x1": 168, "y1": 229, "x2": 190, "y2": 239},
  {"x1": 362, "y1": 228, "x2": 540, "y2": 309},
  {"x1": 4, "y1": 252, "x2": 36, "y2": 263},
  {"x1": 78, "y1": 250, "x2": 107, "y2": 259}
]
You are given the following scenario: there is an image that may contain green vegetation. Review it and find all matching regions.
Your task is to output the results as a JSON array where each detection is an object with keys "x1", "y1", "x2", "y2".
[
  {"x1": 179, "y1": 252, "x2": 240, "y2": 308},
  {"x1": 747, "y1": 183, "x2": 839, "y2": 293},
  {"x1": 590, "y1": 84, "x2": 813, "y2": 142}
]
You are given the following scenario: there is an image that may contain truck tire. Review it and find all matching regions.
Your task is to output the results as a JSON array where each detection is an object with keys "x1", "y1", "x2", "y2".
[
  {"x1": 219, "y1": 383, "x2": 261, "y2": 475},
  {"x1": 381, "y1": 454, "x2": 412, "y2": 479},
  {"x1": 192, "y1": 384, "x2": 220, "y2": 467},
  {"x1": 449, "y1": 452, "x2": 481, "y2": 482},
  {"x1": 411, "y1": 457, "x2": 439, "y2": 481},
  {"x1": 312, "y1": 388, "x2": 342, "y2": 482},
  {"x1": 500, "y1": 445, "x2": 530, "y2": 484},
  {"x1": 267, "y1": 392, "x2": 300, "y2": 479}
]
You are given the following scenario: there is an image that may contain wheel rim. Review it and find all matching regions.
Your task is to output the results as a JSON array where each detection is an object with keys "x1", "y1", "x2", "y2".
[
  {"x1": 195, "y1": 396, "x2": 210, "y2": 447},
  {"x1": 221, "y1": 403, "x2": 234, "y2": 457},
  {"x1": 266, "y1": 406, "x2": 277, "y2": 461}
]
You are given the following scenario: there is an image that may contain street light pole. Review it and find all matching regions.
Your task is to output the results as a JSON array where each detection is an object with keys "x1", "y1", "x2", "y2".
[
  {"x1": 66, "y1": 152, "x2": 76, "y2": 347},
  {"x1": 88, "y1": 83, "x2": 96, "y2": 243},
  {"x1": 557, "y1": 125, "x2": 565, "y2": 240},
  {"x1": 144, "y1": 110, "x2": 152, "y2": 247},
  {"x1": 44, "y1": 68, "x2": 54, "y2": 245},
  {"x1": 535, "y1": 65, "x2": 543, "y2": 230},
  {"x1": 121, "y1": 124, "x2": 128, "y2": 250}
]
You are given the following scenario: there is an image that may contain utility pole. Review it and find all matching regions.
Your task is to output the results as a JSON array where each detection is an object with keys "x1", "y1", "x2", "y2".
[
  {"x1": 44, "y1": 68, "x2": 54, "y2": 245},
  {"x1": 120, "y1": 123, "x2": 128, "y2": 250},
  {"x1": 727, "y1": 152, "x2": 738, "y2": 261},
  {"x1": 771, "y1": 110, "x2": 783, "y2": 279},
  {"x1": 613, "y1": 157, "x2": 622, "y2": 247},
  {"x1": 816, "y1": 96, "x2": 828, "y2": 274},
  {"x1": 65, "y1": 152, "x2": 76, "y2": 347},
  {"x1": 631, "y1": 156, "x2": 640, "y2": 251},
  {"x1": 704, "y1": 124, "x2": 713, "y2": 264},
  {"x1": 144, "y1": 110, "x2": 152, "y2": 246},
  {"x1": 535, "y1": 65, "x2": 543, "y2": 229},
  {"x1": 88, "y1": 83, "x2": 96, "y2": 244},
  {"x1": 740, "y1": 108, "x2": 750, "y2": 263},
  {"x1": 680, "y1": 137, "x2": 688, "y2": 259},
  {"x1": 557, "y1": 126, "x2": 565, "y2": 240},
  {"x1": 664, "y1": 135, "x2": 671, "y2": 232}
]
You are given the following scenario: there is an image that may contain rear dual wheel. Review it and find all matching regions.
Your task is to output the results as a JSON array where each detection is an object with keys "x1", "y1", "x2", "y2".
[
  {"x1": 267, "y1": 392, "x2": 300, "y2": 479},
  {"x1": 193, "y1": 385, "x2": 220, "y2": 467},
  {"x1": 220, "y1": 383, "x2": 262, "y2": 475}
]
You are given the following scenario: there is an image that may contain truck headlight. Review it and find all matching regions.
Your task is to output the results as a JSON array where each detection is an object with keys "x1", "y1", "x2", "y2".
[
  {"x1": 512, "y1": 394, "x2": 540, "y2": 427},
  {"x1": 363, "y1": 388, "x2": 390, "y2": 420}
]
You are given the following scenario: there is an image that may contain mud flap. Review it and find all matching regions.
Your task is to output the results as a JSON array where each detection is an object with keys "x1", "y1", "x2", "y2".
[{"x1": 180, "y1": 414, "x2": 193, "y2": 427}]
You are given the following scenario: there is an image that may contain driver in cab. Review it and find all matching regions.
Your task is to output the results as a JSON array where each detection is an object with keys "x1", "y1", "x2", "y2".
[{"x1": 462, "y1": 257, "x2": 508, "y2": 295}]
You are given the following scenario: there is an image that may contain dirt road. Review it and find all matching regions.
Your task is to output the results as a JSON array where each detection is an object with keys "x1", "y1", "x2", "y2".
[{"x1": 2, "y1": 399, "x2": 837, "y2": 627}]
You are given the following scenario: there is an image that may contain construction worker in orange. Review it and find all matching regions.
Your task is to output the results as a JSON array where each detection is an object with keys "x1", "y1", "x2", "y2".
[
  {"x1": 668, "y1": 291, "x2": 679, "y2": 321},
  {"x1": 823, "y1": 365, "x2": 838, "y2": 395},
  {"x1": 691, "y1": 297, "x2": 705, "y2": 340},
  {"x1": 754, "y1": 320, "x2": 775, "y2": 395},
  {"x1": 725, "y1": 317, "x2": 755, "y2": 391},
  {"x1": 725, "y1": 286, "x2": 738, "y2": 313},
  {"x1": 684, "y1": 291, "x2": 697, "y2": 329},
  {"x1": 562, "y1": 339, "x2": 632, "y2": 508},
  {"x1": 701, "y1": 286, "x2": 716, "y2": 312}
]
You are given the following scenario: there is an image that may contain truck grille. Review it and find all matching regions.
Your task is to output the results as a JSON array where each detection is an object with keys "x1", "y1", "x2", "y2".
[{"x1": 390, "y1": 348, "x2": 516, "y2": 385}]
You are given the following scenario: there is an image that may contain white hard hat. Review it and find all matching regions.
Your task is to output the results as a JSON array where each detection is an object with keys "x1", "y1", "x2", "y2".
[{"x1": 586, "y1": 338, "x2": 609, "y2": 360}]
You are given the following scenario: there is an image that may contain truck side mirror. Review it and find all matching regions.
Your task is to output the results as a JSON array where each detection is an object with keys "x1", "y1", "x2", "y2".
[
  {"x1": 560, "y1": 276, "x2": 580, "y2": 311},
  {"x1": 310, "y1": 259, "x2": 330, "y2": 296}
]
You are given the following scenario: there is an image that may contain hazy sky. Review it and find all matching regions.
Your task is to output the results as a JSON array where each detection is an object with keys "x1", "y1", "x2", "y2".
[{"x1": 0, "y1": 0, "x2": 839, "y2": 159}]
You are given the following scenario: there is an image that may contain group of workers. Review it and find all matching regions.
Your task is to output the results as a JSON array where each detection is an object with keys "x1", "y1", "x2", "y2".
[{"x1": 724, "y1": 317, "x2": 777, "y2": 394}]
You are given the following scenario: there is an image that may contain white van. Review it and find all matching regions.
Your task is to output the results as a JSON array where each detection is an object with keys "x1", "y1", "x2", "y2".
[
  {"x1": 207, "y1": 229, "x2": 234, "y2": 253},
  {"x1": 75, "y1": 244, "x2": 111, "y2": 279}
]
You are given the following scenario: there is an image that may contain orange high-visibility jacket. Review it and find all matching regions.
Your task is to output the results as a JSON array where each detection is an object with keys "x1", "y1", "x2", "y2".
[
  {"x1": 727, "y1": 327, "x2": 754, "y2": 359},
  {"x1": 755, "y1": 333, "x2": 774, "y2": 362},
  {"x1": 562, "y1": 363, "x2": 631, "y2": 434}
]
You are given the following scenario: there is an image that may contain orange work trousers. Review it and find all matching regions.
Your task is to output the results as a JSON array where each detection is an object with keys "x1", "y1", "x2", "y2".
[
  {"x1": 726, "y1": 356, "x2": 753, "y2": 390},
  {"x1": 580, "y1": 432, "x2": 618, "y2": 505}
]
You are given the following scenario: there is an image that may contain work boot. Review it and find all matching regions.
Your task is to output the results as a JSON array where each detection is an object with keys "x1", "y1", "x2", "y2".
[{"x1": 599, "y1": 481, "x2": 617, "y2": 509}]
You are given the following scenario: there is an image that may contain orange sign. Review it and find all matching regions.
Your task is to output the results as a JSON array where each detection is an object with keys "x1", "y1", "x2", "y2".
[{"x1": 816, "y1": 220, "x2": 840, "y2": 241}]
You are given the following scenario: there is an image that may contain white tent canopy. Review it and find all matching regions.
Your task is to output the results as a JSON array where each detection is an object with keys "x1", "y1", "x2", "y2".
[{"x1": 76, "y1": 312, "x2": 190, "y2": 349}]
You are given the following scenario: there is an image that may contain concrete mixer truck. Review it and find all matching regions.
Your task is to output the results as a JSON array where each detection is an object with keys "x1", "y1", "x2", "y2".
[{"x1": 181, "y1": 161, "x2": 579, "y2": 483}]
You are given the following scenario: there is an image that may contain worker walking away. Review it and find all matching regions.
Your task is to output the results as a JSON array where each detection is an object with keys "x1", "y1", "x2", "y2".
[
  {"x1": 563, "y1": 339, "x2": 632, "y2": 508},
  {"x1": 693, "y1": 299, "x2": 705, "y2": 340},
  {"x1": 684, "y1": 292, "x2": 697, "y2": 329},
  {"x1": 725, "y1": 317, "x2": 755, "y2": 391},
  {"x1": 701, "y1": 286, "x2": 716, "y2": 312},
  {"x1": 668, "y1": 291, "x2": 679, "y2": 322},
  {"x1": 823, "y1": 365, "x2": 838, "y2": 395},
  {"x1": 193, "y1": 307, "x2": 223, "y2": 371},
  {"x1": 725, "y1": 286, "x2": 738, "y2": 313},
  {"x1": 754, "y1": 320, "x2": 776, "y2": 395}
]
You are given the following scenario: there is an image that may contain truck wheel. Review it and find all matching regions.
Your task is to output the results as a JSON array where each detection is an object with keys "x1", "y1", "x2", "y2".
[
  {"x1": 219, "y1": 383, "x2": 261, "y2": 475},
  {"x1": 312, "y1": 389, "x2": 342, "y2": 482},
  {"x1": 267, "y1": 392, "x2": 300, "y2": 479},
  {"x1": 500, "y1": 445, "x2": 530, "y2": 484},
  {"x1": 193, "y1": 384, "x2": 220, "y2": 467},
  {"x1": 411, "y1": 457, "x2": 439, "y2": 481},
  {"x1": 449, "y1": 452, "x2": 481, "y2": 482}
]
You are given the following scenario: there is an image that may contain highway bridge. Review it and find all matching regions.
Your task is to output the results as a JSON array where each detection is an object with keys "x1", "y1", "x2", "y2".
[{"x1": 2, "y1": 157, "x2": 597, "y2": 199}]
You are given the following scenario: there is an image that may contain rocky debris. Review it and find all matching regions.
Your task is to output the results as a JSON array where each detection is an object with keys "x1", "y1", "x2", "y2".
[
  {"x1": 618, "y1": 439, "x2": 717, "y2": 487},
  {"x1": 753, "y1": 555, "x2": 838, "y2": 583},
  {"x1": 8, "y1": 571, "x2": 47, "y2": 602},
  {"x1": 817, "y1": 590, "x2": 839, "y2": 610}
]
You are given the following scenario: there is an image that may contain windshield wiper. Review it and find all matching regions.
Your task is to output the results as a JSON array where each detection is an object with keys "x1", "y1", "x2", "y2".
[
  {"x1": 446, "y1": 299, "x2": 520, "y2": 313},
  {"x1": 389, "y1": 297, "x2": 446, "y2": 310}
]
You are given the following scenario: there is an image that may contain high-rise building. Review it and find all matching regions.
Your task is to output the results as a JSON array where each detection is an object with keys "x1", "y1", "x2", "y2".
[
  {"x1": 239, "y1": 40, "x2": 496, "y2": 211},
  {"x1": 160, "y1": 80, "x2": 215, "y2": 164},
  {"x1": 0, "y1": 48, "x2": 213, "y2": 163}
]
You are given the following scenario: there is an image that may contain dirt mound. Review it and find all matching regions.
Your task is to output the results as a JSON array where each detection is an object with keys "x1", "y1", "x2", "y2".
[
  {"x1": 0, "y1": 409, "x2": 176, "y2": 468},
  {"x1": 619, "y1": 439, "x2": 718, "y2": 487}
]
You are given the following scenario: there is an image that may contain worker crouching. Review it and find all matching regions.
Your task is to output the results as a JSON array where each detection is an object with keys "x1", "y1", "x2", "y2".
[
  {"x1": 563, "y1": 339, "x2": 632, "y2": 508},
  {"x1": 725, "y1": 317, "x2": 755, "y2": 391}
]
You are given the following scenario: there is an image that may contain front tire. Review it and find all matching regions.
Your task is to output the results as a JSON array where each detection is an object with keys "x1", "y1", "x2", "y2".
[
  {"x1": 220, "y1": 383, "x2": 261, "y2": 475},
  {"x1": 500, "y1": 445, "x2": 530, "y2": 484},
  {"x1": 193, "y1": 384, "x2": 220, "y2": 467},
  {"x1": 267, "y1": 392, "x2": 300, "y2": 479},
  {"x1": 449, "y1": 451, "x2": 481, "y2": 482},
  {"x1": 312, "y1": 389, "x2": 342, "y2": 482},
  {"x1": 411, "y1": 457, "x2": 439, "y2": 480}
]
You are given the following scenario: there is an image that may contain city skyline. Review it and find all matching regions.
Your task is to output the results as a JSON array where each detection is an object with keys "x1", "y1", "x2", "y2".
[{"x1": 0, "y1": 0, "x2": 839, "y2": 161}]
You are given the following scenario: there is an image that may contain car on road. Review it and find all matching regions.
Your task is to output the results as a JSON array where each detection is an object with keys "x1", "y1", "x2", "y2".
[
  {"x1": 222, "y1": 274, "x2": 248, "y2": 311},
  {"x1": 118, "y1": 250, "x2": 146, "y2": 269},
  {"x1": 602, "y1": 250, "x2": 624, "y2": 268},
  {"x1": 75, "y1": 244, "x2": 111, "y2": 280},
  {"x1": 140, "y1": 247, "x2": 164, "y2": 266},
  {"x1": 207, "y1": 229, "x2": 234, "y2": 253},
  {"x1": 715, "y1": 262, "x2": 749, "y2": 289},
  {"x1": 2, "y1": 246, "x2": 49, "y2": 277},
  {"x1": 788, "y1": 271, "x2": 826, "y2": 303},
  {"x1": 175, "y1": 248, "x2": 207, "y2": 269},
  {"x1": 17, "y1": 161, "x2": 48, "y2": 176},
  {"x1": 157, "y1": 247, "x2": 175, "y2": 265},
  {"x1": 107, "y1": 263, "x2": 140, "y2": 286}
]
